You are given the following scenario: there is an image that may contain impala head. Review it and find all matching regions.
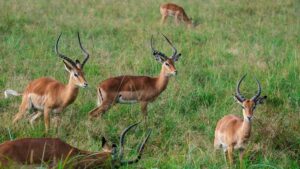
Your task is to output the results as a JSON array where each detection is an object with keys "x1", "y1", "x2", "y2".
[
  {"x1": 186, "y1": 18, "x2": 193, "y2": 28},
  {"x1": 234, "y1": 74, "x2": 267, "y2": 121},
  {"x1": 151, "y1": 34, "x2": 181, "y2": 77},
  {"x1": 100, "y1": 123, "x2": 152, "y2": 168},
  {"x1": 55, "y1": 32, "x2": 90, "y2": 88}
]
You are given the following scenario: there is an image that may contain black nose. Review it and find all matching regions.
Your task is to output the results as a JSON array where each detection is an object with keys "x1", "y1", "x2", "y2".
[
  {"x1": 174, "y1": 70, "x2": 178, "y2": 75},
  {"x1": 84, "y1": 83, "x2": 88, "y2": 87}
]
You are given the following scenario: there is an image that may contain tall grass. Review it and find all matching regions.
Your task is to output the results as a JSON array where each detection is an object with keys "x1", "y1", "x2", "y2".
[{"x1": 0, "y1": 0, "x2": 299, "y2": 168}]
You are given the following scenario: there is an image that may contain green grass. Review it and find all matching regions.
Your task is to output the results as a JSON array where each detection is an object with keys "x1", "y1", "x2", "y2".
[{"x1": 0, "y1": 0, "x2": 299, "y2": 168}]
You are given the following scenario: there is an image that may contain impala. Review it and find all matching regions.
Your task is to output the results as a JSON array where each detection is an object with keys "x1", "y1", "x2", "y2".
[
  {"x1": 4, "y1": 32, "x2": 90, "y2": 133},
  {"x1": 214, "y1": 75, "x2": 267, "y2": 166},
  {"x1": 89, "y1": 34, "x2": 181, "y2": 119},
  {"x1": 0, "y1": 123, "x2": 151, "y2": 168},
  {"x1": 160, "y1": 3, "x2": 193, "y2": 28}
]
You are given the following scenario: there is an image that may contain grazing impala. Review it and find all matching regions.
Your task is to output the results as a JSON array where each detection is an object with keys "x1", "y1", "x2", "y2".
[
  {"x1": 214, "y1": 75, "x2": 267, "y2": 166},
  {"x1": 160, "y1": 3, "x2": 193, "y2": 28},
  {"x1": 4, "y1": 33, "x2": 90, "y2": 133},
  {"x1": 0, "y1": 123, "x2": 151, "y2": 168},
  {"x1": 89, "y1": 34, "x2": 181, "y2": 119}
]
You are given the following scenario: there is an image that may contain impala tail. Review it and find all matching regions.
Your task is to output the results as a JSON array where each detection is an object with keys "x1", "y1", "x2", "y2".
[{"x1": 4, "y1": 89, "x2": 22, "y2": 98}]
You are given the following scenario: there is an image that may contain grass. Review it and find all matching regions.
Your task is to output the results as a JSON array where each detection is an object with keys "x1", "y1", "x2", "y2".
[{"x1": 0, "y1": 0, "x2": 299, "y2": 168}]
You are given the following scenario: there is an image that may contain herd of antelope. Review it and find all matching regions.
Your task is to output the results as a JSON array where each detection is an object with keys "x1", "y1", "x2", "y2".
[{"x1": 1, "y1": 2, "x2": 267, "y2": 169}]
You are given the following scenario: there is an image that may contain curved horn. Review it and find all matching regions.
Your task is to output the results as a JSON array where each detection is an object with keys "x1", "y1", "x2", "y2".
[
  {"x1": 77, "y1": 32, "x2": 89, "y2": 68},
  {"x1": 119, "y1": 122, "x2": 140, "y2": 160},
  {"x1": 150, "y1": 35, "x2": 155, "y2": 53},
  {"x1": 55, "y1": 33, "x2": 76, "y2": 67},
  {"x1": 161, "y1": 33, "x2": 177, "y2": 58},
  {"x1": 150, "y1": 35, "x2": 168, "y2": 60},
  {"x1": 251, "y1": 77, "x2": 261, "y2": 101},
  {"x1": 120, "y1": 129, "x2": 152, "y2": 165},
  {"x1": 235, "y1": 74, "x2": 247, "y2": 102}
]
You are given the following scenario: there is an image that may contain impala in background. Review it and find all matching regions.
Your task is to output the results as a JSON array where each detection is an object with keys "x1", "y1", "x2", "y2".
[
  {"x1": 89, "y1": 34, "x2": 181, "y2": 120},
  {"x1": 160, "y1": 3, "x2": 193, "y2": 28},
  {"x1": 4, "y1": 32, "x2": 90, "y2": 133},
  {"x1": 0, "y1": 123, "x2": 151, "y2": 168},
  {"x1": 214, "y1": 74, "x2": 267, "y2": 166}
]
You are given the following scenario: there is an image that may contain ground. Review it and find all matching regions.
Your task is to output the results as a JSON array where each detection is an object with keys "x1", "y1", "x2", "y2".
[{"x1": 0, "y1": 0, "x2": 299, "y2": 168}]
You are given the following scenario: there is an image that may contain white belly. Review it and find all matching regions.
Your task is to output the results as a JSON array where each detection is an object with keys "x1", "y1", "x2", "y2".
[
  {"x1": 117, "y1": 96, "x2": 138, "y2": 104},
  {"x1": 117, "y1": 91, "x2": 140, "y2": 104},
  {"x1": 28, "y1": 93, "x2": 47, "y2": 110}
]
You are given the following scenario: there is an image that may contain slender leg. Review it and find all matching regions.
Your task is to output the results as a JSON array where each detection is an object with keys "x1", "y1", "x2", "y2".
[
  {"x1": 227, "y1": 145, "x2": 234, "y2": 167},
  {"x1": 140, "y1": 102, "x2": 148, "y2": 126},
  {"x1": 223, "y1": 149, "x2": 228, "y2": 166},
  {"x1": 89, "y1": 99, "x2": 113, "y2": 119},
  {"x1": 29, "y1": 111, "x2": 42, "y2": 126},
  {"x1": 161, "y1": 15, "x2": 167, "y2": 25},
  {"x1": 239, "y1": 149, "x2": 245, "y2": 168},
  {"x1": 174, "y1": 13, "x2": 180, "y2": 25},
  {"x1": 52, "y1": 116, "x2": 61, "y2": 133},
  {"x1": 44, "y1": 108, "x2": 51, "y2": 133},
  {"x1": 13, "y1": 98, "x2": 29, "y2": 123},
  {"x1": 140, "y1": 102, "x2": 148, "y2": 119}
]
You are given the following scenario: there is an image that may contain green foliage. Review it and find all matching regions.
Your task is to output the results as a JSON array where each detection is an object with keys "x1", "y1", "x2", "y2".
[{"x1": 0, "y1": 0, "x2": 299, "y2": 168}]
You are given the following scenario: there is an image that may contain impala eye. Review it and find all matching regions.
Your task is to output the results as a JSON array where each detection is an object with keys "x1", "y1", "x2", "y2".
[
  {"x1": 74, "y1": 73, "x2": 79, "y2": 77},
  {"x1": 165, "y1": 62, "x2": 170, "y2": 66}
]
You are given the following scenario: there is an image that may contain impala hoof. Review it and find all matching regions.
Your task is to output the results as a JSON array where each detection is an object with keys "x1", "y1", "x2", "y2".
[{"x1": 89, "y1": 112, "x2": 102, "y2": 120}]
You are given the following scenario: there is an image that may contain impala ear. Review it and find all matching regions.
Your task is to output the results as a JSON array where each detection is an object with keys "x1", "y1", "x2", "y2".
[
  {"x1": 75, "y1": 59, "x2": 82, "y2": 69},
  {"x1": 63, "y1": 60, "x2": 74, "y2": 73},
  {"x1": 256, "y1": 95, "x2": 267, "y2": 105},
  {"x1": 154, "y1": 54, "x2": 167, "y2": 63},
  {"x1": 101, "y1": 136, "x2": 107, "y2": 148},
  {"x1": 173, "y1": 53, "x2": 181, "y2": 62}
]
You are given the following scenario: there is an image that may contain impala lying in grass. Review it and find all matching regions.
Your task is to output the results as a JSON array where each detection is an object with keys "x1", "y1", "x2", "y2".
[
  {"x1": 214, "y1": 74, "x2": 267, "y2": 166},
  {"x1": 4, "y1": 32, "x2": 90, "y2": 133},
  {"x1": 0, "y1": 123, "x2": 151, "y2": 168},
  {"x1": 89, "y1": 34, "x2": 181, "y2": 120}
]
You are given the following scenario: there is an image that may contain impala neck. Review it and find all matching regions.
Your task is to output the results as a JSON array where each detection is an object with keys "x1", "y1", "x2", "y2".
[
  {"x1": 240, "y1": 114, "x2": 252, "y2": 139},
  {"x1": 156, "y1": 66, "x2": 170, "y2": 91},
  {"x1": 62, "y1": 75, "x2": 79, "y2": 105}
]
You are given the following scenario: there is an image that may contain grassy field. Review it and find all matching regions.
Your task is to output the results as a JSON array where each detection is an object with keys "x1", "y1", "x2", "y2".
[{"x1": 0, "y1": 0, "x2": 299, "y2": 168}]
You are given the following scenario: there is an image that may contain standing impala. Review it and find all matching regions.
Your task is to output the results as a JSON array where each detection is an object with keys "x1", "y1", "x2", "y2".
[
  {"x1": 214, "y1": 75, "x2": 267, "y2": 166},
  {"x1": 160, "y1": 3, "x2": 193, "y2": 28},
  {"x1": 4, "y1": 33, "x2": 90, "y2": 133},
  {"x1": 89, "y1": 34, "x2": 181, "y2": 119},
  {"x1": 0, "y1": 123, "x2": 151, "y2": 168}
]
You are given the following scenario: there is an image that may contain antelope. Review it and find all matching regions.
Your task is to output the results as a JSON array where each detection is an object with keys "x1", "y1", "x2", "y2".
[
  {"x1": 160, "y1": 3, "x2": 193, "y2": 28},
  {"x1": 89, "y1": 34, "x2": 181, "y2": 120},
  {"x1": 214, "y1": 75, "x2": 267, "y2": 166},
  {"x1": 4, "y1": 33, "x2": 90, "y2": 133},
  {"x1": 0, "y1": 123, "x2": 151, "y2": 168}
]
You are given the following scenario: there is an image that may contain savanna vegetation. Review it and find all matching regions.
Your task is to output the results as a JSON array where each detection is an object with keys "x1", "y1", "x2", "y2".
[{"x1": 0, "y1": 0, "x2": 299, "y2": 168}]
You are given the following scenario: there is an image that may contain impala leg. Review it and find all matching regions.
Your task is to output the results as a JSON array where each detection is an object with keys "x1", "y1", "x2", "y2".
[
  {"x1": 175, "y1": 13, "x2": 180, "y2": 25},
  {"x1": 52, "y1": 116, "x2": 61, "y2": 133},
  {"x1": 29, "y1": 111, "x2": 42, "y2": 126},
  {"x1": 161, "y1": 15, "x2": 167, "y2": 25},
  {"x1": 44, "y1": 108, "x2": 51, "y2": 133},
  {"x1": 140, "y1": 102, "x2": 148, "y2": 124},
  {"x1": 227, "y1": 145, "x2": 234, "y2": 167},
  {"x1": 239, "y1": 148, "x2": 245, "y2": 168},
  {"x1": 223, "y1": 149, "x2": 228, "y2": 166},
  {"x1": 13, "y1": 98, "x2": 29, "y2": 124},
  {"x1": 89, "y1": 100, "x2": 113, "y2": 119}
]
